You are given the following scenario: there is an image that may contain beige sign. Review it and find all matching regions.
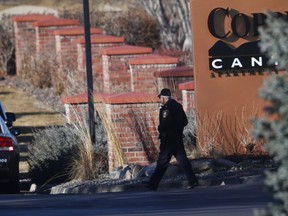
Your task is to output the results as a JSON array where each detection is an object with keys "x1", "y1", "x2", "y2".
[{"x1": 190, "y1": 0, "x2": 287, "y2": 155}]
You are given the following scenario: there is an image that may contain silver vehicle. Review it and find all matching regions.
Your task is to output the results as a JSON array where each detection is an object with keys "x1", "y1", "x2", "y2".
[{"x1": 0, "y1": 102, "x2": 21, "y2": 193}]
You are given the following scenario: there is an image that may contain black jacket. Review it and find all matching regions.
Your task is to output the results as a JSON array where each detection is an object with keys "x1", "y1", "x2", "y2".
[{"x1": 158, "y1": 99, "x2": 188, "y2": 141}]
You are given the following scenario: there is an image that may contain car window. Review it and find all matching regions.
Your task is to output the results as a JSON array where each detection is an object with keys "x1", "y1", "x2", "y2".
[
  {"x1": 0, "y1": 116, "x2": 7, "y2": 134},
  {"x1": 0, "y1": 101, "x2": 7, "y2": 121}
]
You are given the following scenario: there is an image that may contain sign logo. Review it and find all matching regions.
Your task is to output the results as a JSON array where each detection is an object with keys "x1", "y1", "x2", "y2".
[
  {"x1": 209, "y1": 40, "x2": 272, "y2": 71},
  {"x1": 207, "y1": 8, "x2": 286, "y2": 77}
]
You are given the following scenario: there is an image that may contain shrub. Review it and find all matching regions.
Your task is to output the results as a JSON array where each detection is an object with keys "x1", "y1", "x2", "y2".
[
  {"x1": 28, "y1": 112, "x2": 108, "y2": 185},
  {"x1": 103, "y1": 9, "x2": 161, "y2": 50},
  {"x1": 252, "y1": 74, "x2": 288, "y2": 216},
  {"x1": 28, "y1": 125, "x2": 79, "y2": 185},
  {"x1": 251, "y1": 12, "x2": 288, "y2": 216},
  {"x1": 20, "y1": 52, "x2": 55, "y2": 89},
  {"x1": 60, "y1": 8, "x2": 161, "y2": 49}
]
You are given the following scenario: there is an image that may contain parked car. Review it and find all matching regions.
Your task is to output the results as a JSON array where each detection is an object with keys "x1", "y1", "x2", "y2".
[{"x1": 0, "y1": 102, "x2": 21, "y2": 193}]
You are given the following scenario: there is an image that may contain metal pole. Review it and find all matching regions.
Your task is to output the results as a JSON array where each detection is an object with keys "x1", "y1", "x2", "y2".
[{"x1": 83, "y1": 0, "x2": 95, "y2": 143}]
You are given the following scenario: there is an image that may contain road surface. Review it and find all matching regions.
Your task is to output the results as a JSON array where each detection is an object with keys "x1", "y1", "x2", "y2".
[{"x1": 0, "y1": 180, "x2": 274, "y2": 216}]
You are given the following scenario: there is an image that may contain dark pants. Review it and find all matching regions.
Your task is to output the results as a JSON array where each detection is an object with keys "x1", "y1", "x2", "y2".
[{"x1": 148, "y1": 139, "x2": 198, "y2": 189}]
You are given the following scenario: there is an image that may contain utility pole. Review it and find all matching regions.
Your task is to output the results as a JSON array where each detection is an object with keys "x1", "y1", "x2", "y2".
[{"x1": 83, "y1": 0, "x2": 95, "y2": 143}]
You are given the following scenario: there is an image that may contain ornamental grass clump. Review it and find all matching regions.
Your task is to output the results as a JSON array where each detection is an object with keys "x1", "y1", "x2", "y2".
[{"x1": 68, "y1": 110, "x2": 108, "y2": 181}]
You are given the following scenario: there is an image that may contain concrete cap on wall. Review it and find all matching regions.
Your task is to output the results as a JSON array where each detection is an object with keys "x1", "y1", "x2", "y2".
[
  {"x1": 101, "y1": 45, "x2": 153, "y2": 56},
  {"x1": 102, "y1": 92, "x2": 159, "y2": 104},
  {"x1": 75, "y1": 34, "x2": 125, "y2": 44},
  {"x1": 155, "y1": 66, "x2": 194, "y2": 77},
  {"x1": 128, "y1": 54, "x2": 178, "y2": 65},
  {"x1": 53, "y1": 26, "x2": 102, "y2": 36},
  {"x1": 61, "y1": 92, "x2": 159, "y2": 105},
  {"x1": 11, "y1": 14, "x2": 56, "y2": 22},
  {"x1": 32, "y1": 17, "x2": 80, "y2": 27},
  {"x1": 178, "y1": 81, "x2": 195, "y2": 90},
  {"x1": 61, "y1": 92, "x2": 109, "y2": 104}
]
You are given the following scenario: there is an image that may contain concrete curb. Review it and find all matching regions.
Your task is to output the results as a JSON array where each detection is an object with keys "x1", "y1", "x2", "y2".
[{"x1": 50, "y1": 173, "x2": 264, "y2": 194}]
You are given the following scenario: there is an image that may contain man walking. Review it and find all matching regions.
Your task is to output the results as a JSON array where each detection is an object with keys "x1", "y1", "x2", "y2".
[{"x1": 145, "y1": 88, "x2": 199, "y2": 191}]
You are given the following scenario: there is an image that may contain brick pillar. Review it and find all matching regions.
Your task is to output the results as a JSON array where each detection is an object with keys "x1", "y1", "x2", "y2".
[
  {"x1": 101, "y1": 45, "x2": 153, "y2": 94},
  {"x1": 61, "y1": 91, "x2": 105, "y2": 124},
  {"x1": 155, "y1": 66, "x2": 194, "y2": 102},
  {"x1": 75, "y1": 34, "x2": 125, "y2": 92},
  {"x1": 178, "y1": 81, "x2": 195, "y2": 112},
  {"x1": 128, "y1": 54, "x2": 178, "y2": 94},
  {"x1": 61, "y1": 91, "x2": 160, "y2": 172},
  {"x1": 11, "y1": 14, "x2": 56, "y2": 76},
  {"x1": 103, "y1": 92, "x2": 159, "y2": 171},
  {"x1": 32, "y1": 18, "x2": 80, "y2": 55},
  {"x1": 31, "y1": 18, "x2": 80, "y2": 91},
  {"x1": 53, "y1": 26, "x2": 102, "y2": 94}
]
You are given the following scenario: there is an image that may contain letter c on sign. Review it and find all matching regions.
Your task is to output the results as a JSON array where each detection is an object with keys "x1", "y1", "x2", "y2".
[
  {"x1": 212, "y1": 59, "x2": 223, "y2": 69},
  {"x1": 208, "y1": 7, "x2": 230, "y2": 39}
]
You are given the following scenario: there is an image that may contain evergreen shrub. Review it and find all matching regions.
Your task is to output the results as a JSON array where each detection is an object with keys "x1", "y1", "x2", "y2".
[
  {"x1": 28, "y1": 112, "x2": 108, "y2": 185},
  {"x1": 251, "y1": 12, "x2": 288, "y2": 216},
  {"x1": 28, "y1": 125, "x2": 80, "y2": 185}
]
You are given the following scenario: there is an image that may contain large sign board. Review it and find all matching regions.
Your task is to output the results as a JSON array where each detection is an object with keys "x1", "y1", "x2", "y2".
[{"x1": 190, "y1": 0, "x2": 287, "y2": 154}]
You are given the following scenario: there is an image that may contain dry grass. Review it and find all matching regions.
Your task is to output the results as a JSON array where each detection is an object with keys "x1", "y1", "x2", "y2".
[
  {"x1": 65, "y1": 104, "x2": 108, "y2": 181},
  {"x1": 195, "y1": 107, "x2": 266, "y2": 157},
  {"x1": 68, "y1": 114, "x2": 97, "y2": 181},
  {"x1": 94, "y1": 103, "x2": 127, "y2": 168}
]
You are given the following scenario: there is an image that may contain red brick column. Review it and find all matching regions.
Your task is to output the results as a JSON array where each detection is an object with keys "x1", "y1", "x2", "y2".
[
  {"x1": 103, "y1": 92, "x2": 159, "y2": 171},
  {"x1": 54, "y1": 26, "x2": 102, "y2": 71},
  {"x1": 53, "y1": 27, "x2": 102, "y2": 94},
  {"x1": 11, "y1": 14, "x2": 56, "y2": 76},
  {"x1": 32, "y1": 18, "x2": 80, "y2": 55},
  {"x1": 155, "y1": 66, "x2": 194, "y2": 102},
  {"x1": 128, "y1": 54, "x2": 178, "y2": 94},
  {"x1": 101, "y1": 45, "x2": 153, "y2": 94},
  {"x1": 75, "y1": 34, "x2": 125, "y2": 92},
  {"x1": 61, "y1": 91, "x2": 106, "y2": 123},
  {"x1": 61, "y1": 92, "x2": 160, "y2": 172},
  {"x1": 178, "y1": 81, "x2": 195, "y2": 112}
]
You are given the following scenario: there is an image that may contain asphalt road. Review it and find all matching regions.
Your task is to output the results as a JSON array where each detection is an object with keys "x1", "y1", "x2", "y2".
[{"x1": 0, "y1": 180, "x2": 274, "y2": 216}]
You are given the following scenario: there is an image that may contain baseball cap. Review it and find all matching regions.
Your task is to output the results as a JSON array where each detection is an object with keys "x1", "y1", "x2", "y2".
[{"x1": 158, "y1": 88, "x2": 171, "y2": 98}]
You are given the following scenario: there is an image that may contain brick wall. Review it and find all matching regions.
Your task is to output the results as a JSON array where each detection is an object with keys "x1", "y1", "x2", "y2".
[
  {"x1": 12, "y1": 14, "x2": 56, "y2": 77},
  {"x1": 53, "y1": 26, "x2": 102, "y2": 94},
  {"x1": 32, "y1": 18, "x2": 80, "y2": 55},
  {"x1": 54, "y1": 26, "x2": 102, "y2": 71},
  {"x1": 128, "y1": 54, "x2": 178, "y2": 94},
  {"x1": 178, "y1": 81, "x2": 195, "y2": 112},
  {"x1": 101, "y1": 45, "x2": 153, "y2": 94},
  {"x1": 62, "y1": 92, "x2": 160, "y2": 171},
  {"x1": 75, "y1": 35, "x2": 125, "y2": 92},
  {"x1": 12, "y1": 14, "x2": 195, "y2": 171},
  {"x1": 155, "y1": 66, "x2": 194, "y2": 102}
]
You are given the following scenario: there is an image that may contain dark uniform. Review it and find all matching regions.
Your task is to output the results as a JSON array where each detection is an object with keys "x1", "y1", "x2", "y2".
[{"x1": 148, "y1": 97, "x2": 198, "y2": 190}]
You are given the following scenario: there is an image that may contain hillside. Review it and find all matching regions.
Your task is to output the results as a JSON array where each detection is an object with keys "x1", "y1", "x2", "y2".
[{"x1": 0, "y1": 0, "x2": 139, "y2": 12}]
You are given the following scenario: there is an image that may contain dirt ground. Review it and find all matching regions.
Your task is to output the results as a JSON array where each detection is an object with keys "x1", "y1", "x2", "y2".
[{"x1": 0, "y1": 85, "x2": 64, "y2": 172}]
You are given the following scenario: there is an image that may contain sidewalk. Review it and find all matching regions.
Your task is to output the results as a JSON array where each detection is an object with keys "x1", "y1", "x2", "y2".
[{"x1": 49, "y1": 157, "x2": 269, "y2": 194}]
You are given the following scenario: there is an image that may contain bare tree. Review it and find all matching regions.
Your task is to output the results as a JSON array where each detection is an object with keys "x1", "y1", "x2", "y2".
[
  {"x1": 140, "y1": 0, "x2": 192, "y2": 51},
  {"x1": 0, "y1": 16, "x2": 15, "y2": 76}
]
